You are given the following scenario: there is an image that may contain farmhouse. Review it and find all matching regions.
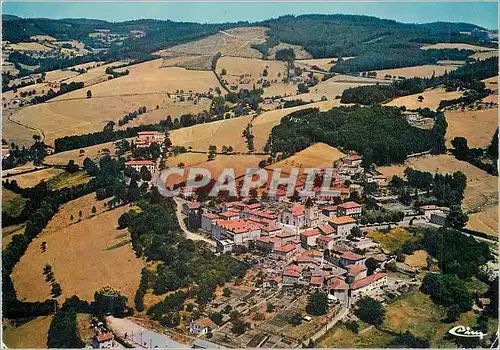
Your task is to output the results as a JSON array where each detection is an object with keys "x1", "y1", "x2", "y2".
[
  {"x1": 125, "y1": 160, "x2": 156, "y2": 173},
  {"x1": 350, "y1": 272, "x2": 388, "y2": 299},
  {"x1": 135, "y1": 131, "x2": 166, "y2": 148},
  {"x1": 189, "y1": 317, "x2": 218, "y2": 336}
]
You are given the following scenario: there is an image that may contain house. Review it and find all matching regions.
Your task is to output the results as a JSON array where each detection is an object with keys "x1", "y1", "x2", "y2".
[
  {"x1": 420, "y1": 205, "x2": 449, "y2": 220},
  {"x1": 263, "y1": 276, "x2": 282, "y2": 288},
  {"x1": 343, "y1": 155, "x2": 363, "y2": 167},
  {"x1": 318, "y1": 224, "x2": 335, "y2": 235},
  {"x1": 321, "y1": 205, "x2": 338, "y2": 218},
  {"x1": 337, "y1": 201, "x2": 362, "y2": 218},
  {"x1": 262, "y1": 224, "x2": 281, "y2": 237},
  {"x1": 216, "y1": 239, "x2": 234, "y2": 253},
  {"x1": 275, "y1": 231, "x2": 297, "y2": 245},
  {"x1": 340, "y1": 251, "x2": 365, "y2": 267},
  {"x1": 189, "y1": 317, "x2": 218, "y2": 336},
  {"x1": 282, "y1": 265, "x2": 303, "y2": 285},
  {"x1": 329, "y1": 216, "x2": 357, "y2": 237},
  {"x1": 366, "y1": 173, "x2": 388, "y2": 186},
  {"x1": 256, "y1": 236, "x2": 280, "y2": 252},
  {"x1": 300, "y1": 228, "x2": 321, "y2": 249},
  {"x1": 201, "y1": 213, "x2": 219, "y2": 233},
  {"x1": 92, "y1": 332, "x2": 114, "y2": 348},
  {"x1": 317, "y1": 234, "x2": 334, "y2": 251},
  {"x1": 212, "y1": 219, "x2": 262, "y2": 246},
  {"x1": 345, "y1": 264, "x2": 367, "y2": 281},
  {"x1": 326, "y1": 277, "x2": 349, "y2": 304},
  {"x1": 218, "y1": 211, "x2": 240, "y2": 220},
  {"x1": 136, "y1": 131, "x2": 166, "y2": 148},
  {"x1": 183, "y1": 202, "x2": 202, "y2": 215},
  {"x1": 272, "y1": 243, "x2": 297, "y2": 262},
  {"x1": 295, "y1": 252, "x2": 321, "y2": 269},
  {"x1": 125, "y1": 160, "x2": 156, "y2": 173},
  {"x1": 240, "y1": 209, "x2": 277, "y2": 224},
  {"x1": 350, "y1": 272, "x2": 388, "y2": 299}
]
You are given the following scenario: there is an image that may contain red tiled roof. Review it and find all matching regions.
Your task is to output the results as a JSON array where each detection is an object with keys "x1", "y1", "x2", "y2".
[
  {"x1": 330, "y1": 186, "x2": 350, "y2": 194},
  {"x1": 257, "y1": 236, "x2": 280, "y2": 244},
  {"x1": 351, "y1": 272, "x2": 387, "y2": 290},
  {"x1": 301, "y1": 228, "x2": 321, "y2": 238},
  {"x1": 330, "y1": 216, "x2": 357, "y2": 225},
  {"x1": 96, "y1": 332, "x2": 113, "y2": 342},
  {"x1": 243, "y1": 209, "x2": 277, "y2": 220},
  {"x1": 125, "y1": 160, "x2": 155, "y2": 166},
  {"x1": 245, "y1": 203, "x2": 262, "y2": 210},
  {"x1": 263, "y1": 224, "x2": 281, "y2": 232},
  {"x1": 303, "y1": 250, "x2": 323, "y2": 258},
  {"x1": 338, "y1": 201, "x2": 361, "y2": 209},
  {"x1": 283, "y1": 264, "x2": 303, "y2": 277},
  {"x1": 327, "y1": 277, "x2": 348, "y2": 290},
  {"x1": 188, "y1": 202, "x2": 201, "y2": 209},
  {"x1": 342, "y1": 251, "x2": 364, "y2": 261},
  {"x1": 219, "y1": 211, "x2": 240, "y2": 218},
  {"x1": 276, "y1": 231, "x2": 295, "y2": 238},
  {"x1": 292, "y1": 204, "x2": 305, "y2": 217},
  {"x1": 322, "y1": 205, "x2": 338, "y2": 212},
  {"x1": 214, "y1": 219, "x2": 262, "y2": 234},
  {"x1": 317, "y1": 235, "x2": 333, "y2": 243},
  {"x1": 202, "y1": 213, "x2": 219, "y2": 219},
  {"x1": 275, "y1": 244, "x2": 297, "y2": 253},
  {"x1": 345, "y1": 264, "x2": 367, "y2": 277},
  {"x1": 310, "y1": 276, "x2": 324, "y2": 285},
  {"x1": 319, "y1": 224, "x2": 335, "y2": 235}
]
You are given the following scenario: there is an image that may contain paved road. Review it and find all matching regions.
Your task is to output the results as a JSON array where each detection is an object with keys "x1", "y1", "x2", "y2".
[{"x1": 173, "y1": 197, "x2": 216, "y2": 247}]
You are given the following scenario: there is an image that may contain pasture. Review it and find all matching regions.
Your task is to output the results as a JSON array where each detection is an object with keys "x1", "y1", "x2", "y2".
[
  {"x1": 12, "y1": 193, "x2": 143, "y2": 303},
  {"x1": 44, "y1": 140, "x2": 121, "y2": 166},
  {"x1": 3, "y1": 315, "x2": 53, "y2": 348},
  {"x1": 466, "y1": 205, "x2": 498, "y2": 236},
  {"x1": 371, "y1": 64, "x2": 459, "y2": 79},
  {"x1": 6, "y1": 167, "x2": 64, "y2": 188},
  {"x1": 420, "y1": 43, "x2": 497, "y2": 51},
  {"x1": 377, "y1": 154, "x2": 498, "y2": 210},
  {"x1": 445, "y1": 107, "x2": 498, "y2": 148},
  {"x1": 384, "y1": 87, "x2": 462, "y2": 110},
  {"x1": 367, "y1": 228, "x2": 417, "y2": 253}
]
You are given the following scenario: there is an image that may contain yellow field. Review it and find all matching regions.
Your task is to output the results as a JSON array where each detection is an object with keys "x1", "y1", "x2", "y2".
[
  {"x1": 44, "y1": 140, "x2": 120, "y2": 166},
  {"x1": 7, "y1": 167, "x2": 64, "y2": 188},
  {"x1": 295, "y1": 57, "x2": 338, "y2": 71},
  {"x1": 445, "y1": 108, "x2": 498, "y2": 148},
  {"x1": 472, "y1": 51, "x2": 498, "y2": 61},
  {"x1": 12, "y1": 193, "x2": 143, "y2": 303},
  {"x1": 384, "y1": 87, "x2": 462, "y2": 110},
  {"x1": 267, "y1": 142, "x2": 345, "y2": 172},
  {"x1": 482, "y1": 76, "x2": 498, "y2": 91},
  {"x1": 252, "y1": 100, "x2": 338, "y2": 151},
  {"x1": 164, "y1": 153, "x2": 267, "y2": 187},
  {"x1": 467, "y1": 205, "x2": 498, "y2": 236},
  {"x1": 155, "y1": 27, "x2": 267, "y2": 59},
  {"x1": 3, "y1": 315, "x2": 53, "y2": 348},
  {"x1": 5, "y1": 42, "x2": 53, "y2": 51},
  {"x1": 421, "y1": 43, "x2": 496, "y2": 52},
  {"x1": 372, "y1": 64, "x2": 459, "y2": 79},
  {"x1": 30, "y1": 35, "x2": 57, "y2": 42},
  {"x1": 378, "y1": 154, "x2": 498, "y2": 210},
  {"x1": 404, "y1": 250, "x2": 429, "y2": 270},
  {"x1": 367, "y1": 228, "x2": 417, "y2": 253},
  {"x1": 170, "y1": 114, "x2": 253, "y2": 152},
  {"x1": 57, "y1": 61, "x2": 125, "y2": 87}
]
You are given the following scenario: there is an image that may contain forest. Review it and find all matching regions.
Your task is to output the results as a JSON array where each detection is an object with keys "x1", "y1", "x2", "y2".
[{"x1": 268, "y1": 105, "x2": 445, "y2": 165}]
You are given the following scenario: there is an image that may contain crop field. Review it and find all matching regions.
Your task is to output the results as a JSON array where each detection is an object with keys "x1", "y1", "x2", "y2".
[
  {"x1": 251, "y1": 100, "x2": 338, "y2": 151},
  {"x1": 445, "y1": 107, "x2": 498, "y2": 148},
  {"x1": 155, "y1": 26, "x2": 267, "y2": 60},
  {"x1": 44, "y1": 140, "x2": 121, "y2": 166},
  {"x1": 472, "y1": 51, "x2": 499, "y2": 60},
  {"x1": 3, "y1": 315, "x2": 53, "y2": 348},
  {"x1": 372, "y1": 64, "x2": 459, "y2": 79},
  {"x1": 267, "y1": 142, "x2": 345, "y2": 172},
  {"x1": 170, "y1": 114, "x2": 253, "y2": 152},
  {"x1": 4, "y1": 42, "x2": 53, "y2": 51},
  {"x1": 421, "y1": 43, "x2": 497, "y2": 51},
  {"x1": 377, "y1": 154, "x2": 498, "y2": 210},
  {"x1": 164, "y1": 153, "x2": 267, "y2": 187},
  {"x1": 6, "y1": 167, "x2": 64, "y2": 188},
  {"x1": 384, "y1": 87, "x2": 462, "y2": 110},
  {"x1": 295, "y1": 57, "x2": 339, "y2": 71},
  {"x1": 12, "y1": 193, "x2": 143, "y2": 303},
  {"x1": 466, "y1": 205, "x2": 498, "y2": 236}
]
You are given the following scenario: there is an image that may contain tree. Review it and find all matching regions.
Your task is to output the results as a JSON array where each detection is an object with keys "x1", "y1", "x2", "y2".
[
  {"x1": 354, "y1": 297, "x2": 385, "y2": 325},
  {"x1": 47, "y1": 308, "x2": 84, "y2": 348},
  {"x1": 297, "y1": 83, "x2": 309, "y2": 93},
  {"x1": 91, "y1": 206, "x2": 97, "y2": 216},
  {"x1": 306, "y1": 291, "x2": 328, "y2": 316},
  {"x1": 70, "y1": 214, "x2": 74, "y2": 221},
  {"x1": 223, "y1": 287, "x2": 231, "y2": 297},
  {"x1": 421, "y1": 273, "x2": 472, "y2": 312},
  {"x1": 266, "y1": 302, "x2": 274, "y2": 313},
  {"x1": 65, "y1": 160, "x2": 79, "y2": 174},
  {"x1": 118, "y1": 212, "x2": 132, "y2": 229},
  {"x1": 51, "y1": 282, "x2": 62, "y2": 297},
  {"x1": 417, "y1": 95, "x2": 424, "y2": 102},
  {"x1": 446, "y1": 205, "x2": 468, "y2": 229},
  {"x1": 140, "y1": 165, "x2": 152, "y2": 182},
  {"x1": 365, "y1": 257, "x2": 378, "y2": 276},
  {"x1": 289, "y1": 312, "x2": 302, "y2": 325},
  {"x1": 82, "y1": 157, "x2": 97, "y2": 176},
  {"x1": 210, "y1": 312, "x2": 223, "y2": 325},
  {"x1": 451, "y1": 137, "x2": 469, "y2": 160},
  {"x1": 86, "y1": 90, "x2": 92, "y2": 98},
  {"x1": 78, "y1": 210, "x2": 83, "y2": 220},
  {"x1": 263, "y1": 68, "x2": 268, "y2": 77},
  {"x1": 207, "y1": 145, "x2": 217, "y2": 161},
  {"x1": 389, "y1": 331, "x2": 430, "y2": 348},
  {"x1": 221, "y1": 68, "x2": 227, "y2": 75}
]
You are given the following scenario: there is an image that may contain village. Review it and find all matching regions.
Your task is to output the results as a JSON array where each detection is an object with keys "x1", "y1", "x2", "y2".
[{"x1": 104, "y1": 129, "x2": 458, "y2": 349}]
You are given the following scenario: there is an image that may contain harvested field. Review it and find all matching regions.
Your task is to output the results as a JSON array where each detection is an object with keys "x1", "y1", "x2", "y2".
[
  {"x1": 155, "y1": 27, "x2": 267, "y2": 59},
  {"x1": 170, "y1": 115, "x2": 253, "y2": 152},
  {"x1": 472, "y1": 51, "x2": 498, "y2": 60},
  {"x1": 30, "y1": 35, "x2": 57, "y2": 42},
  {"x1": 252, "y1": 100, "x2": 338, "y2": 151},
  {"x1": 377, "y1": 154, "x2": 498, "y2": 210},
  {"x1": 45, "y1": 140, "x2": 120, "y2": 166},
  {"x1": 295, "y1": 57, "x2": 339, "y2": 71},
  {"x1": 445, "y1": 108, "x2": 498, "y2": 148},
  {"x1": 12, "y1": 193, "x2": 143, "y2": 303},
  {"x1": 404, "y1": 250, "x2": 429, "y2": 270},
  {"x1": 7, "y1": 167, "x2": 64, "y2": 188},
  {"x1": 384, "y1": 87, "x2": 462, "y2": 110},
  {"x1": 371, "y1": 64, "x2": 459, "y2": 79},
  {"x1": 267, "y1": 143, "x2": 345, "y2": 172},
  {"x1": 5, "y1": 42, "x2": 53, "y2": 51},
  {"x1": 261, "y1": 83, "x2": 300, "y2": 98},
  {"x1": 467, "y1": 205, "x2": 498, "y2": 236},
  {"x1": 3, "y1": 315, "x2": 53, "y2": 348},
  {"x1": 59, "y1": 61, "x2": 124, "y2": 86},
  {"x1": 318, "y1": 324, "x2": 394, "y2": 348},
  {"x1": 56, "y1": 59, "x2": 222, "y2": 100},
  {"x1": 421, "y1": 43, "x2": 496, "y2": 51},
  {"x1": 164, "y1": 153, "x2": 267, "y2": 187}
]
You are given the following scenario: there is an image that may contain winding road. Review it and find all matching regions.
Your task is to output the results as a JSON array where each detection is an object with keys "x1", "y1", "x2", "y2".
[{"x1": 173, "y1": 197, "x2": 216, "y2": 247}]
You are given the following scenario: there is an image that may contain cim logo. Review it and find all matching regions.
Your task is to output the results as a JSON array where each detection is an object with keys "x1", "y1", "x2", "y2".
[{"x1": 448, "y1": 325, "x2": 486, "y2": 339}]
